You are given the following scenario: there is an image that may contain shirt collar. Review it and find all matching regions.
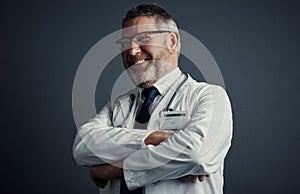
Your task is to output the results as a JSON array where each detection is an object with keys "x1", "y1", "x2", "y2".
[
  {"x1": 137, "y1": 67, "x2": 182, "y2": 97},
  {"x1": 153, "y1": 67, "x2": 182, "y2": 96}
]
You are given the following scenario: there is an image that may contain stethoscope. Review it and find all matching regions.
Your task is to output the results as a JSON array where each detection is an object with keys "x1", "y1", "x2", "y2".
[
  {"x1": 164, "y1": 72, "x2": 188, "y2": 111},
  {"x1": 114, "y1": 72, "x2": 188, "y2": 127}
]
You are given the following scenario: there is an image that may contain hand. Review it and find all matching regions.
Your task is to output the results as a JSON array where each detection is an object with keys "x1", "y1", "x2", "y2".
[
  {"x1": 90, "y1": 175, "x2": 108, "y2": 189},
  {"x1": 186, "y1": 175, "x2": 210, "y2": 183},
  {"x1": 90, "y1": 162, "x2": 123, "y2": 188},
  {"x1": 144, "y1": 131, "x2": 173, "y2": 146}
]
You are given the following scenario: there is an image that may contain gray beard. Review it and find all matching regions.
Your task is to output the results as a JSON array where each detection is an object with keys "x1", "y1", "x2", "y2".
[
  {"x1": 126, "y1": 60, "x2": 159, "y2": 86},
  {"x1": 126, "y1": 46, "x2": 174, "y2": 87}
]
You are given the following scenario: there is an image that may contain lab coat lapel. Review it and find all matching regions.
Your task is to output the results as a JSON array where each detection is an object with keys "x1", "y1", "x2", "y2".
[
  {"x1": 147, "y1": 77, "x2": 185, "y2": 131},
  {"x1": 112, "y1": 88, "x2": 139, "y2": 128}
]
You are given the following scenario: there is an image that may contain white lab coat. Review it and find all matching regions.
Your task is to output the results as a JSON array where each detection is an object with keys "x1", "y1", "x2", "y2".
[{"x1": 73, "y1": 70, "x2": 233, "y2": 194}]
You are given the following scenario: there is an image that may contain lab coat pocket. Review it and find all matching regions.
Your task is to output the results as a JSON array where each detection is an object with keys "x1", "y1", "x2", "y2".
[{"x1": 159, "y1": 111, "x2": 188, "y2": 131}]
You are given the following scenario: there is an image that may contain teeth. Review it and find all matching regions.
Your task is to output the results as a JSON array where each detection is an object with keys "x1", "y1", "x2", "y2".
[{"x1": 135, "y1": 59, "x2": 145, "y2": 65}]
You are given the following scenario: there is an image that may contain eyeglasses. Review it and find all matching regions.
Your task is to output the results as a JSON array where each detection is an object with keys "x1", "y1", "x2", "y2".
[{"x1": 116, "y1": 30, "x2": 171, "y2": 50}]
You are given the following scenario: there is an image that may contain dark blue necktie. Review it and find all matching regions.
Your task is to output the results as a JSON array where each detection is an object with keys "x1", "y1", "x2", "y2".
[
  {"x1": 120, "y1": 87, "x2": 159, "y2": 194},
  {"x1": 136, "y1": 86, "x2": 159, "y2": 123}
]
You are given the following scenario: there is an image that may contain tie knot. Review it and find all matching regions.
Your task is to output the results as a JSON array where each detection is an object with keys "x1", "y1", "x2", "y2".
[{"x1": 142, "y1": 86, "x2": 159, "y2": 101}]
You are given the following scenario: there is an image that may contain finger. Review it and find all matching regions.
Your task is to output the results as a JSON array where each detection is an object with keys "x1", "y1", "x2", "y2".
[
  {"x1": 90, "y1": 168, "x2": 106, "y2": 188},
  {"x1": 90, "y1": 168, "x2": 98, "y2": 186},
  {"x1": 91, "y1": 174, "x2": 108, "y2": 188},
  {"x1": 187, "y1": 175, "x2": 197, "y2": 182},
  {"x1": 198, "y1": 175, "x2": 204, "y2": 182},
  {"x1": 90, "y1": 168, "x2": 95, "y2": 180},
  {"x1": 95, "y1": 178, "x2": 108, "y2": 189}
]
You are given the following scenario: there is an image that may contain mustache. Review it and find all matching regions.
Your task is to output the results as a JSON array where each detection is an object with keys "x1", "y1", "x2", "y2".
[{"x1": 127, "y1": 54, "x2": 152, "y2": 66}]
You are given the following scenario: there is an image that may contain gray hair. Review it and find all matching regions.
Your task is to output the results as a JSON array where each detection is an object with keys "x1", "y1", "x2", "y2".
[{"x1": 122, "y1": 3, "x2": 181, "y2": 56}]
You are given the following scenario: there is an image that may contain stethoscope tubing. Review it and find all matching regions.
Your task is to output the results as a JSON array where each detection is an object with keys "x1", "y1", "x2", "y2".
[
  {"x1": 116, "y1": 72, "x2": 188, "y2": 127},
  {"x1": 165, "y1": 72, "x2": 188, "y2": 111},
  {"x1": 130, "y1": 72, "x2": 188, "y2": 112}
]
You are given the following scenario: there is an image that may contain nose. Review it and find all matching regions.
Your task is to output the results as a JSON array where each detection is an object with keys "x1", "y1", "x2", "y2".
[{"x1": 128, "y1": 39, "x2": 141, "y2": 56}]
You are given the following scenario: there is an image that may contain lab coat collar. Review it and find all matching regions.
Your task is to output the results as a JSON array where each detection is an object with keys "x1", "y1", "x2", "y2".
[
  {"x1": 135, "y1": 67, "x2": 182, "y2": 98},
  {"x1": 153, "y1": 67, "x2": 182, "y2": 96}
]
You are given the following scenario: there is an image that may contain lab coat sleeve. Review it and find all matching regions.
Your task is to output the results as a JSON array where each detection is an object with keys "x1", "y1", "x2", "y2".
[
  {"x1": 72, "y1": 103, "x2": 153, "y2": 167},
  {"x1": 123, "y1": 85, "x2": 233, "y2": 189}
]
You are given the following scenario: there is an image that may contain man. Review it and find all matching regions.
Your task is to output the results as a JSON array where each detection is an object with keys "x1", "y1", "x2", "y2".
[{"x1": 73, "y1": 3, "x2": 232, "y2": 194}]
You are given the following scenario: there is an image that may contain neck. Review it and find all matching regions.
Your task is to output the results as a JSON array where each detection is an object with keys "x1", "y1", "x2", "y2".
[{"x1": 138, "y1": 80, "x2": 157, "y2": 88}]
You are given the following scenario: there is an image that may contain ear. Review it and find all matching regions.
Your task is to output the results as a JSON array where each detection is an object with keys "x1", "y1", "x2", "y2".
[{"x1": 168, "y1": 32, "x2": 179, "y2": 54}]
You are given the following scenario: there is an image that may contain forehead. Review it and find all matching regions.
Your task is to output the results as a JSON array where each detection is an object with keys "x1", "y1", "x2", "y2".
[{"x1": 122, "y1": 16, "x2": 159, "y2": 36}]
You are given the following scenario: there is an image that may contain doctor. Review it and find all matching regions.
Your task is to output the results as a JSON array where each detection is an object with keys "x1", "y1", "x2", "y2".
[{"x1": 73, "y1": 3, "x2": 233, "y2": 194}]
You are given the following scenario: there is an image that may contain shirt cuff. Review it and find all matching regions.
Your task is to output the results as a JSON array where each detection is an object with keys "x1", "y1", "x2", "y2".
[{"x1": 123, "y1": 157, "x2": 148, "y2": 190}]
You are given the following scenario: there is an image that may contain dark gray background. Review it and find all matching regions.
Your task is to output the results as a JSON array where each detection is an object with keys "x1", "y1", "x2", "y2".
[{"x1": 2, "y1": 0, "x2": 300, "y2": 194}]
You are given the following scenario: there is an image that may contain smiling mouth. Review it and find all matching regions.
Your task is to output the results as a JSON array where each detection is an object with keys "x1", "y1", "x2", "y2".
[
  {"x1": 127, "y1": 53, "x2": 152, "y2": 67},
  {"x1": 130, "y1": 56, "x2": 152, "y2": 66},
  {"x1": 135, "y1": 59, "x2": 147, "y2": 65}
]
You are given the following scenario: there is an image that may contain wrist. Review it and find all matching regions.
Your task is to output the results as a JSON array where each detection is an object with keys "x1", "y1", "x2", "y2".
[{"x1": 144, "y1": 131, "x2": 172, "y2": 145}]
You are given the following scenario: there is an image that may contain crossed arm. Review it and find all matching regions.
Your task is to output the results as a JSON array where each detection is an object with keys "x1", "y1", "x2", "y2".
[
  {"x1": 90, "y1": 131, "x2": 209, "y2": 188},
  {"x1": 73, "y1": 85, "x2": 232, "y2": 189}
]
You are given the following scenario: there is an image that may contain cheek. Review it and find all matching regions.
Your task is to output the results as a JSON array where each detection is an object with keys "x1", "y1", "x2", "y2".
[
  {"x1": 152, "y1": 47, "x2": 167, "y2": 57},
  {"x1": 144, "y1": 44, "x2": 167, "y2": 55},
  {"x1": 140, "y1": 46, "x2": 155, "y2": 57}
]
